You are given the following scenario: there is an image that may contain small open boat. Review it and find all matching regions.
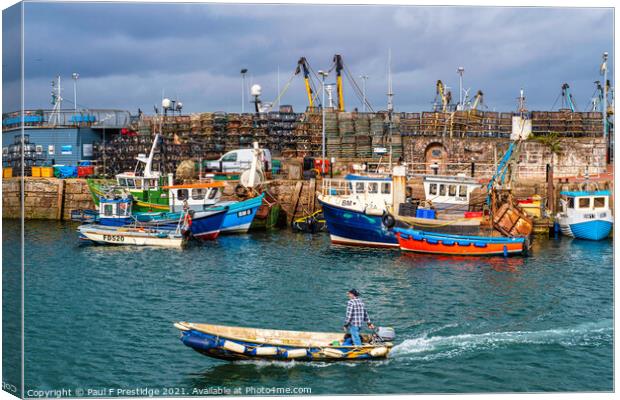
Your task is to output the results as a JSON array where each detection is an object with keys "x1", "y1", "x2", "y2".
[
  {"x1": 393, "y1": 227, "x2": 528, "y2": 256},
  {"x1": 77, "y1": 224, "x2": 186, "y2": 248},
  {"x1": 174, "y1": 322, "x2": 395, "y2": 362}
]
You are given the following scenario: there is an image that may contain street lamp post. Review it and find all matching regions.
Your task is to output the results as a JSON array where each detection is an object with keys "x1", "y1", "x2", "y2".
[
  {"x1": 360, "y1": 74, "x2": 369, "y2": 112},
  {"x1": 457, "y1": 67, "x2": 464, "y2": 109},
  {"x1": 241, "y1": 68, "x2": 248, "y2": 113},
  {"x1": 602, "y1": 52, "x2": 608, "y2": 140},
  {"x1": 72, "y1": 72, "x2": 79, "y2": 112},
  {"x1": 318, "y1": 70, "x2": 329, "y2": 172}
]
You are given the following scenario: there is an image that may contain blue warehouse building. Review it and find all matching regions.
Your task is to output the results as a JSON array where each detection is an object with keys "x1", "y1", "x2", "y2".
[{"x1": 2, "y1": 109, "x2": 131, "y2": 166}]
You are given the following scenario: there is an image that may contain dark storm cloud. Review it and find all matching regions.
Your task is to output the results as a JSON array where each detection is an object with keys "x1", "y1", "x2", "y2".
[
  {"x1": 14, "y1": 3, "x2": 614, "y2": 114},
  {"x1": 3, "y1": 2, "x2": 23, "y2": 112}
]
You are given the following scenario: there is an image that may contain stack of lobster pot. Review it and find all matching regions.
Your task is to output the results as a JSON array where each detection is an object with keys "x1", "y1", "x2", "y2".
[
  {"x1": 354, "y1": 113, "x2": 372, "y2": 159},
  {"x1": 225, "y1": 113, "x2": 241, "y2": 152},
  {"x1": 305, "y1": 111, "x2": 323, "y2": 157},
  {"x1": 252, "y1": 113, "x2": 271, "y2": 153},
  {"x1": 386, "y1": 113, "x2": 403, "y2": 160},
  {"x1": 325, "y1": 110, "x2": 340, "y2": 159},
  {"x1": 212, "y1": 112, "x2": 228, "y2": 153},
  {"x1": 338, "y1": 112, "x2": 356, "y2": 159},
  {"x1": 370, "y1": 114, "x2": 385, "y2": 159},
  {"x1": 239, "y1": 114, "x2": 254, "y2": 147}
]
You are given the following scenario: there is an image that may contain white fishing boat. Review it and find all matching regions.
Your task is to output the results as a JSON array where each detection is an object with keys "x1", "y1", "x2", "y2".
[
  {"x1": 77, "y1": 224, "x2": 186, "y2": 248},
  {"x1": 556, "y1": 190, "x2": 613, "y2": 240}
]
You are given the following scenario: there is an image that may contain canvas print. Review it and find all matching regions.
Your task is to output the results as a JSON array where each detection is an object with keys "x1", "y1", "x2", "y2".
[{"x1": 1, "y1": 1, "x2": 614, "y2": 397}]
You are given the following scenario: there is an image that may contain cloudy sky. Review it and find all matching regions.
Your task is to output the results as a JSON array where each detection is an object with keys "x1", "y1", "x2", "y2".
[{"x1": 2, "y1": 2, "x2": 615, "y2": 114}]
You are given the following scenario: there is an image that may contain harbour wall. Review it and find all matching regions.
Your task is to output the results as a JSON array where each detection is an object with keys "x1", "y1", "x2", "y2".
[{"x1": 3, "y1": 171, "x2": 612, "y2": 221}]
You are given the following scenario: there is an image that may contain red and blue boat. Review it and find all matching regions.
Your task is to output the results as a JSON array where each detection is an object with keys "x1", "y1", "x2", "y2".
[{"x1": 393, "y1": 227, "x2": 528, "y2": 256}]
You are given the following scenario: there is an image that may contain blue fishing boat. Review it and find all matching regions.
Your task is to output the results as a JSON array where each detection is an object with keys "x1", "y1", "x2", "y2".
[
  {"x1": 318, "y1": 199, "x2": 398, "y2": 248},
  {"x1": 317, "y1": 170, "x2": 405, "y2": 248},
  {"x1": 556, "y1": 190, "x2": 613, "y2": 240},
  {"x1": 210, "y1": 193, "x2": 265, "y2": 234},
  {"x1": 97, "y1": 196, "x2": 134, "y2": 226},
  {"x1": 135, "y1": 208, "x2": 228, "y2": 240}
]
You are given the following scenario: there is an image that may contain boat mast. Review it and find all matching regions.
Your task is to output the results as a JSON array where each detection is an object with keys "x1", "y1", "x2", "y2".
[{"x1": 387, "y1": 49, "x2": 394, "y2": 170}]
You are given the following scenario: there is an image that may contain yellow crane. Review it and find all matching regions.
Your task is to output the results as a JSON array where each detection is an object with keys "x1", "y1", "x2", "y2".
[
  {"x1": 333, "y1": 54, "x2": 345, "y2": 112},
  {"x1": 295, "y1": 57, "x2": 316, "y2": 108},
  {"x1": 471, "y1": 90, "x2": 484, "y2": 111},
  {"x1": 435, "y1": 80, "x2": 452, "y2": 112}
]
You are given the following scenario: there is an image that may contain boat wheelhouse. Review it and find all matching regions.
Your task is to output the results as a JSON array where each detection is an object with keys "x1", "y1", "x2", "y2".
[
  {"x1": 556, "y1": 190, "x2": 613, "y2": 240},
  {"x1": 422, "y1": 174, "x2": 481, "y2": 214},
  {"x1": 163, "y1": 182, "x2": 225, "y2": 212},
  {"x1": 98, "y1": 196, "x2": 134, "y2": 226}
]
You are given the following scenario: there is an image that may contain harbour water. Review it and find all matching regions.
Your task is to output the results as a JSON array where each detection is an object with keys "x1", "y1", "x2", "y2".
[{"x1": 3, "y1": 220, "x2": 613, "y2": 394}]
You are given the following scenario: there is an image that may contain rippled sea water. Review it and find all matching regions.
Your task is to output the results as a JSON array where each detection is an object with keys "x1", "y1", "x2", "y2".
[{"x1": 2, "y1": 220, "x2": 613, "y2": 394}]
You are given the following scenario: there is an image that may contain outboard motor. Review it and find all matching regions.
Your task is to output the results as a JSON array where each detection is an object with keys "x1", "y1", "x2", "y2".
[{"x1": 375, "y1": 327, "x2": 396, "y2": 342}]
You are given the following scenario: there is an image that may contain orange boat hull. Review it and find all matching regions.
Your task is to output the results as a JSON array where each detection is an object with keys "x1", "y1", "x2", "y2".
[{"x1": 395, "y1": 232, "x2": 525, "y2": 256}]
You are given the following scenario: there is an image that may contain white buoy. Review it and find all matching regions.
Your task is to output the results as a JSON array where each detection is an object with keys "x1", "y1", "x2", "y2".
[
  {"x1": 370, "y1": 346, "x2": 389, "y2": 357},
  {"x1": 285, "y1": 349, "x2": 307, "y2": 358},
  {"x1": 254, "y1": 347, "x2": 278, "y2": 356},
  {"x1": 222, "y1": 340, "x2": 246, "y2": 353}
]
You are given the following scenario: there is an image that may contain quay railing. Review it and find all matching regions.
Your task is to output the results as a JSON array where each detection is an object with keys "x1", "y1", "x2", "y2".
[{"x1": 2, "y1": 109, "x2": 132, "y2": 130}]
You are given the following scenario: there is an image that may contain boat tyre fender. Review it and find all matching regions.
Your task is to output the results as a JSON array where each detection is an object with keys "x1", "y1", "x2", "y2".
[{"x1": 382, "y1": 213, "x2": 396, "y2": 229}]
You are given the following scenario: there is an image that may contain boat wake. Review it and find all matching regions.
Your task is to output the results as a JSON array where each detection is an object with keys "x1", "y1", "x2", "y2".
[{"x1": 391, "y1": 320, "x2": 612, "y2": 361}]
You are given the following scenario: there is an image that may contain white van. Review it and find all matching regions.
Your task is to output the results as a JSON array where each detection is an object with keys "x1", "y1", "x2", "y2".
[{"x1": 205, "y1": 148, "x2": 272, "y2": 173}]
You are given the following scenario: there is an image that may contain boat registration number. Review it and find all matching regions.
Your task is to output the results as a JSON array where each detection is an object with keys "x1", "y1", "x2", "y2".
[
  {"x1": 237, "y1": 209, "x2": 252, "y2": 217},
  {"x1": 103, "y1": 235, "x2": 124, "y2": 242}
]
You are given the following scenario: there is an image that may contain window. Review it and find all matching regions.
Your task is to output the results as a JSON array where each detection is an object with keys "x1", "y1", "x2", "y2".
[
  {"x1": 118, "y1": 178, "x2": 127, "y2": 186},
  {"x1": 459, "y1": 185, "x2": 467, "y2": 197},
  {"x1": 118, "y1": 202, "x2": 128, "y2": 216},
  {"x1": 568, "y1": 198, "x2": 575, "y2": 209},
  {"x1": 593, "y1": 197, "x2": 606, "y2": 208},
  {"x1": 448, "y1": 185, "x2": 457, "y2": 197},
  {"x1": 177, "y1": 189, "x2": 189, "y2": 201},
  {"x1": 578, "y1": 198, "x2": 590, "y2": 208},
  {"x1": 48, "y1": 145, "x2": 55, "y2": 155},
  {"x1": 429, "y1": 183, "x2": 437, "y2": 195},
  {"x1": 439, "y1": 184, "x2": 446, "y2": 196},
  {"x1": 222, "y1": 152, "x2": 237, "y2": 162},
  {"x1": 103, "y1": 204, "x2": 114, "y2": 216},
  {"x1": 192, "y1": 189, "x2": 206, "y2": 200},
  {"x1": 126, "y1": 179, "x2": 136, "y2": 188},
  {"x1": 2, "y1": 147, "x2": 8, "y2": 155},
  {"x1": 368, "y1": 182, "x2": 378, "y2": 194},
  {"x1": 35, "y1": 145, "x2": 43, "y2": 154},
  {"x1": 208, "y1": 188, "x2": 220, "y2": 200},
  {"x1": 347, "y1": 182, "x2": 353, "y2": 193},
  {"x1": 381, "y1": 182, "x2": 391, "y2": 194},
  {"x1": 432, "y1": 149, "x2": 442, "y2": 157},
  {"x1": 356, "y1": 182, "x2": 365, "y2": 193}
]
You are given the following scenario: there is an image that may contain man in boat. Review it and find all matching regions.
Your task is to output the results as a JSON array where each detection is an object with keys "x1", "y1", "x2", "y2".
[{"x1": 343, "y1": 289, "x2": 375, "y2": 346}]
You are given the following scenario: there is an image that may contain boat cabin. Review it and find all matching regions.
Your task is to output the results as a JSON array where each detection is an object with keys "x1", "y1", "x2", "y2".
[
  {"x1": 344, "y1": 175, "x2": 393, "y2": 205},
  {"x1": 559, "y1": 190, "x2": 611, "y2": 218},
  {"x1": 98, "y1": 196, "x2": 133, "y2": 226},
  {"x1": 116, "y1": 172, "x2": 163, "y2": 191},
  {"x1": 164, "y1": 182, "x2": 225, "y2": 212},
  {"x1": 423, "y1": 175, "x2": 481, "y2": 213}
]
